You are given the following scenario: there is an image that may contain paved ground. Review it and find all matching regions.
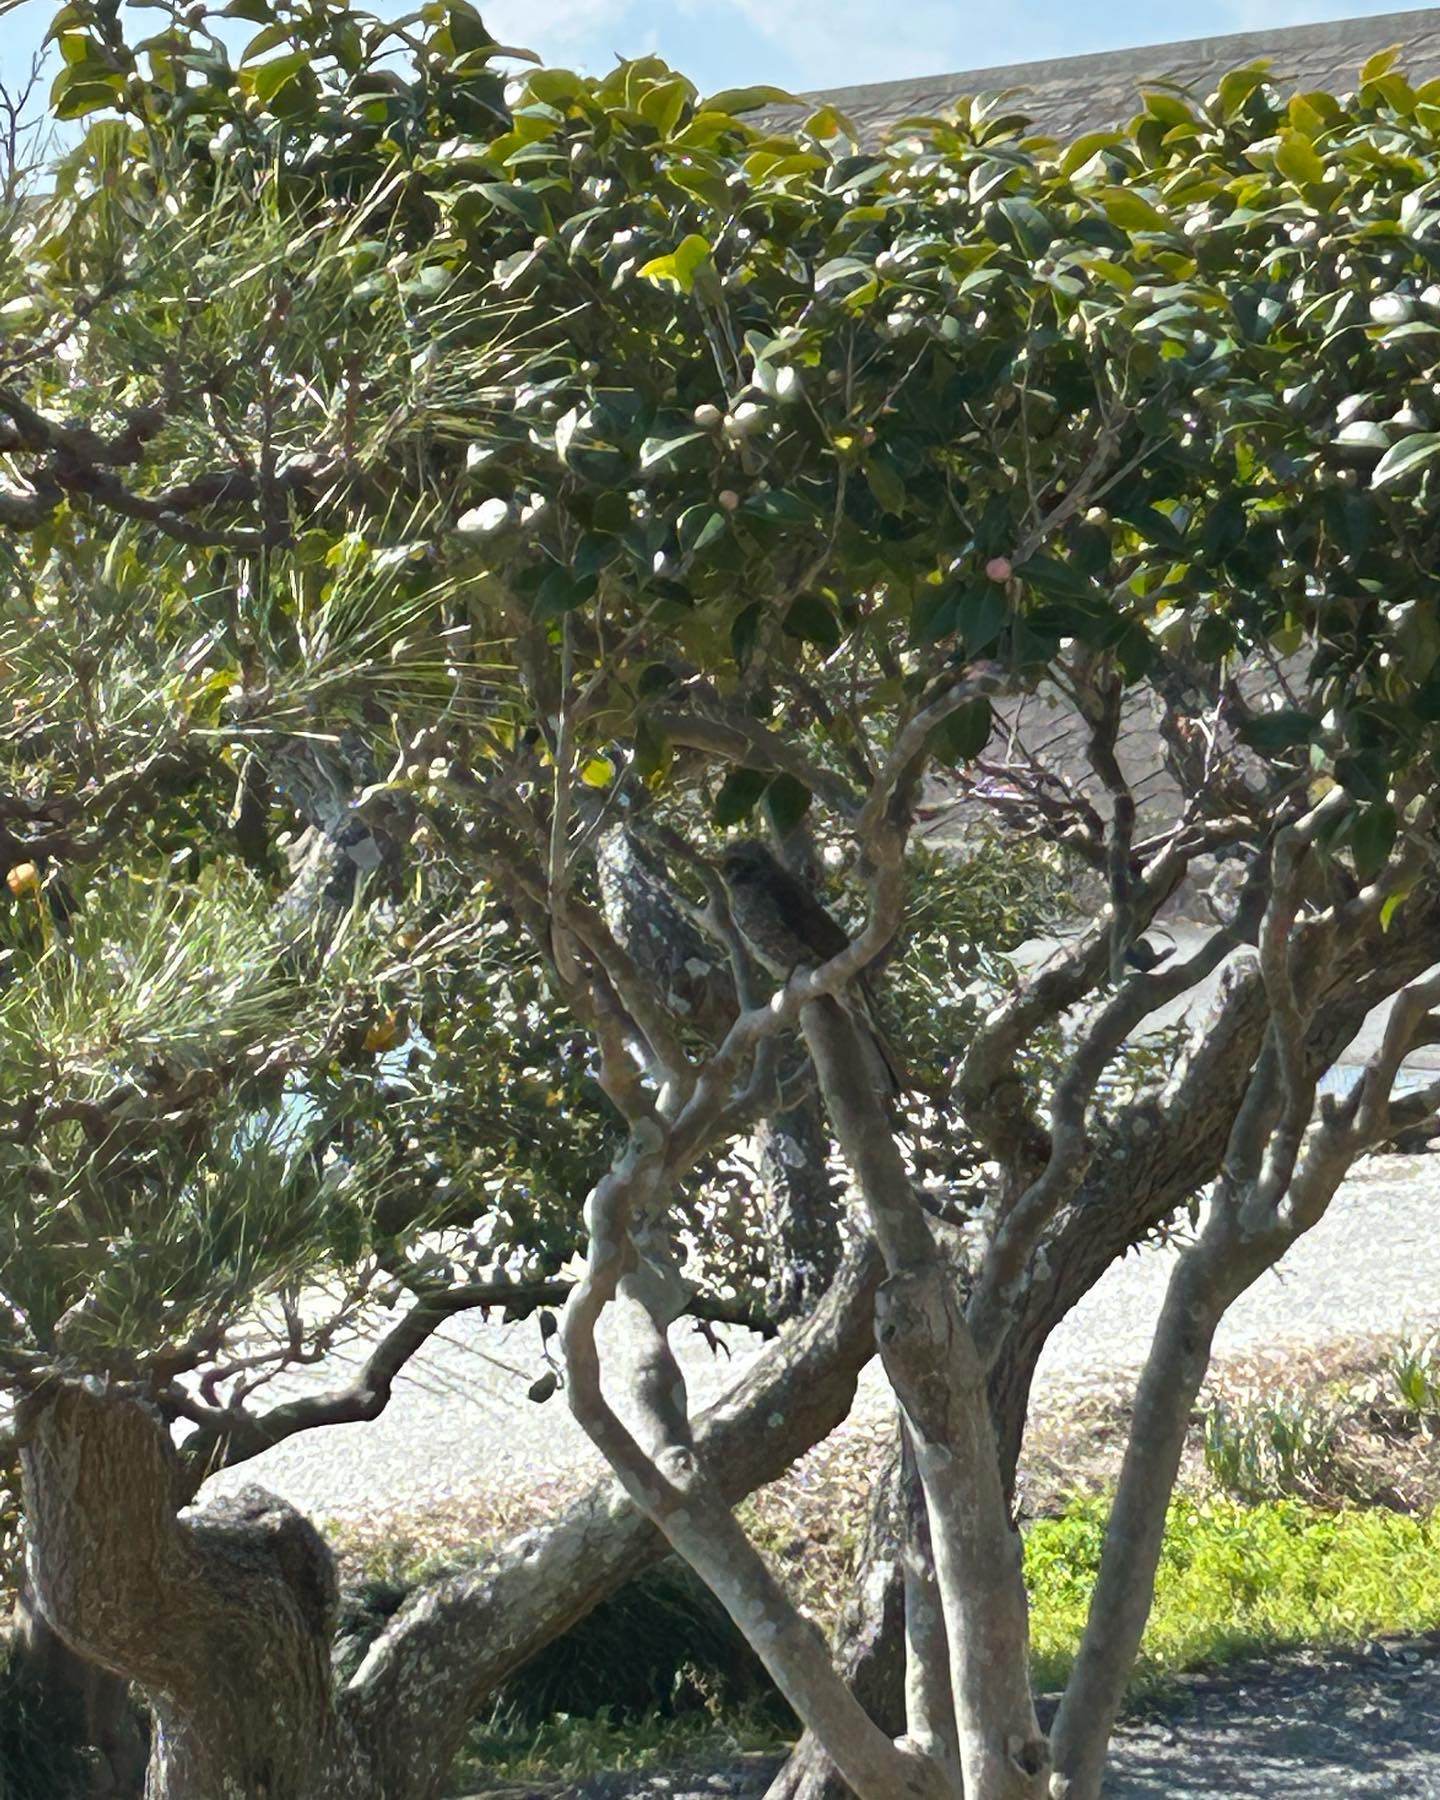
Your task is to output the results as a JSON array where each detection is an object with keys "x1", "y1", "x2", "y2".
[
  {"x1": 202, "y1": 1148, "x2": 1439, "y2": 1519},
  {"x1": 539, "y1": 1637, "x2": 1440, "y2": 1797},
  {"x1": 199, "y1": 926, "x2": 1440, "y2": 1519}
]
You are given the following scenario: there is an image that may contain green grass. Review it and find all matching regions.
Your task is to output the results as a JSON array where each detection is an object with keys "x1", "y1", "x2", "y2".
[
  {"x1": 452, "y1": 1698, "x2": 789, "y2": 1792},
  {"x1": 450, "y1": 1491, "x2": 1440, "y2": 1788},
  {"x1": 1027, "y1": 1492, "x2": 1440, "y2": 1694}
]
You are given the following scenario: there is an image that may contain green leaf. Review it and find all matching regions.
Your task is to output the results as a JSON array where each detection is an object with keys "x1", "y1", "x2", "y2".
[
  {"x1": 1016, "y1": 555, "x2": 1109, "y2": 609},
  {"x1": 713, "y1": 767, "x2": 770, "y2": 826},
  {"x1": 638, "y1": 430, "x2": 709, "y2": 472},
  {"x1": 1371, "y1": 432, "x2": 1440, "y2": 488},
  {"x1": 911, "y1": 586, "x2": 959, "y2": 645},
  {"x1": 636, "y1": 232, "x2": 712, "y2": 293},
  {"x1": 1381, "y1": 883, "x2": 1414, "y2": 931},
  {"x1": 241, "y1": 21, "x2": 293, "y2": 61},
  {"x1": 1350, "y1": 799, "x2": 1397, "y2": 882},
  {"x1": 245, "y1": 49, "x2": 312, "y2": 104},
  {"x1": 997, "y1": 197, "x2": 1053, "y2": 257},
  {"x1": 701, "y1": 84, "x2": 799, "y2": 114},
  {"x1": 1200, "y1": 492, "x2": 1247, "y2": 562},
  {"x1": 954, "y1": 583, "x2": 1009, "y2": 654},
  {"x1": 573, "y1": 533, "x2": 621, "y2": 580},
  {"x1": 677, "y1": 504, "x2": 727, "y2": 555},
  {"x1": 866, "y1": 456, "x2": 906, "y2": 516},
  {"x1": 743, "y1": 491, "x2": 818, "y2": 525},
  {"x1": 1361, "y1": 44, "x2": 1401, "y2": 83},
  {"x1": 526, "y1": 66, "x2": 583, "y2": 105},
  {"x1": 783, "y1": 595, "x2": 842, "y2": 651},
  {"x1": 1115, "y1": 622, "x2": 1154, "y2": 680},
  {"x1": 51, "y1": 74, "x2": 121, "y2": 118},
  {"x1": 1195, "y1": 614, "x2": 1235, "y2": 662},
  {"x1": 1067, "y1": 523, "x2": 1111, "y2": 578},
  {"x1": 1216, "y1": 65, "x2": 1268, "y2": 120},
  {"x1": 730, "y1": 602, "x2": 762, "y2": 670},
  {"x1": 1240, "y1": 710, "x2": 1321, "y2": 753},
  {"x1": 1336, "y1": 750, "x2": 1389, "y2": 802},
  {"x1": 638, "y1": 76, "x2": 692, "y2": 137},
  {"x1": 764, "y1": 774, "x2": 812, "y2": 837},
  {"x1": 634, "y1": 715, "x2": 671, "y2": 785},
  {"x1": 931, "y1": 697, "x2": 993, "y2": 765},
  {"x1": 1275, "y1": 130, "x2": 1326, "y2": 189},
  {"x1": 1060, "y1": 131, "x2": 1123, "y2": 177},
  {"x1": 470, "y1": 179, "x2": 550, "y2": 233},
  {"x1": 804, "y1": 104, "x2": 858, "y2": 140},
  {"x1": 531, "y1": 566, "x2": 596, "y2": 620},
  {"x1": 1097, "y1": 188, "x2": 1169, "y2": 233},
  {"x1": 1141, "y1": 90, "x2": 1196, "y2": 126}
]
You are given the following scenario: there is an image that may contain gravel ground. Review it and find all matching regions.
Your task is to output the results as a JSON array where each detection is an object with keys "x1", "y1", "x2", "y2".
[
  {"x1": 516, "y1": 1637, "x2": 1440, "y2": 1798},
  {"x1": 201, "y1": 1148, "x2": 1440, "y2": 1519}
]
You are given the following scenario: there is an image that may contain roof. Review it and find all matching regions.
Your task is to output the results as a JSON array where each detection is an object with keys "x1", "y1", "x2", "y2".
[{"x1": 798, "y1": 6, "x2": 1440, "y2": 142}]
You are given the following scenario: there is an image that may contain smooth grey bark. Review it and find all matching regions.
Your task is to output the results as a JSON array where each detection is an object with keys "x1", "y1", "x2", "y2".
[
  {"x1": 1050, "y1": 951, "x2": 1440, "y2": 1800},
  {"x1": 802, "y1": 996, "x2": 1047, "y2": 1800},
  {"x1": 559, "y1": 1133, "x2": 947, "y2": 1800},
  {"x1": 342, "y1": 1242, "x2": 884, "y2": 1799},
  {"x1": 768, "y1": 891, "x2": 1440, "y2": 1800},
  {"x1": 1046, "y1": 1211, "x2": 1256, "y2": 1800},
  {"x1": 763, "y1": 1433, "x2": 908, "y2": 1800},
  {"x1": 898, "y1": 1428, "x2": 961, "y2": 1790}
]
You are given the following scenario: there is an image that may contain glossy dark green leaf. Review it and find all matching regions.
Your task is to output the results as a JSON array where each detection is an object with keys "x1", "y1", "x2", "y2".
[
  {"x1": 866, "y1": 456, "x2": 906, "y2": 516},
  {"x1": 764, "y1": 774, "x2": 812, "y2": 837},
  {"x1": 954, "y1": 582, "x2": 1009, "y2": 654},
  {"x1": 713, "y1": 766, "x2": 771, "y2": 826},
  {"x1": 531, "y1": 566, "x2": 596, "y2": 620},
  {"x1": 677, "y1": 504, "x2": 727, "y2": 555},
  {"x1": 930, "y1": 697, "x2": 993, "y2": 765},
  {"x1": 638, "y1": 430, "x2": 709, "y2": 472},
  {"x1": 1335, "y1": 750, "x2": 1389, "y2": 801},
  {"x1": 1240, "y1": 710, "x2": 1321, "y2": 754},
  {"x1": 783, "y1": 595, "x2": 842, "y2": 650},
  {"x1": 911, "y1": 585, "x2": 960, "y2": 645},
  {"x1": 1350, "y1": 799, "x2": 1397, "y2": 881},
  {"x1": 1372, "y1": 432, "x2": 1440, "y2": 488},
  {"x1": 730, "y1": 602, "x2": 762, "y2": 670}
]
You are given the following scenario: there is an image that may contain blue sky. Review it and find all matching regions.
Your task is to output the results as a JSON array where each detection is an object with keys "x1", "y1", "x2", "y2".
[{"x1": 0, "y1": 0, "x2": 1425, "y2": 100}]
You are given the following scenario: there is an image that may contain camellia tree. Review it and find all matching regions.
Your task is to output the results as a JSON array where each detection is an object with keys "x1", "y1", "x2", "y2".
[{"x1": 4, "y1": 5, "x2": 1440, "y2": 1798}]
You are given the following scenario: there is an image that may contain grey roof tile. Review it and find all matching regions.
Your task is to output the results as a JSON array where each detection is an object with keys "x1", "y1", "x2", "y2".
[{"x1": 786, "y1": 5, "x2": 1440, "y2": 141}]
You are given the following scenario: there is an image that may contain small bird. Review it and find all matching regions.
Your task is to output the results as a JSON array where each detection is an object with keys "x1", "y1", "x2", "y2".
[
  {"x1": 718, "y1": 839, "x2": 903, "y2": 1094},
  {"x1": 1121, "y1": 933, "x2": 1176, "y2": 974},
  {"x1": 719, "y1": 840, "x2": 851, "y2": 977}
]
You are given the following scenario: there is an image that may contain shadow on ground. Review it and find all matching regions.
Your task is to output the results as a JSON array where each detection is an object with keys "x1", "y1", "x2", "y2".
[{"x1": 533, "y1": 1637, "x2": 1440, "y2": 1799}]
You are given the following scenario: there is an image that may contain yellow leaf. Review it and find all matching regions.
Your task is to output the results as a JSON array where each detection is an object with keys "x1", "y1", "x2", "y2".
[{"x1": 580, "y1": 756, "x2": 615, "y2": 788}]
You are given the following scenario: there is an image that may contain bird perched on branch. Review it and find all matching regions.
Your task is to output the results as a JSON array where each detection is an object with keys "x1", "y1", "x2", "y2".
[{"x1": 718, "y1": 839, "x2": 903, "y2": 1095}]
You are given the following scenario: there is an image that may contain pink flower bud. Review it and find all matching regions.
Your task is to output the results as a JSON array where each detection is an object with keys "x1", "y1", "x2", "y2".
[
  {"x1": 985, "y1": 555, "x2": 1013, "y2": 583},
  {"x1": 718, "y1": 490, "x2": 741, "y2": 511}
]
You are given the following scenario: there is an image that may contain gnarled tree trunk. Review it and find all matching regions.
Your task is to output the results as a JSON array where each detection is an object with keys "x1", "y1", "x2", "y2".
[
  {"x1": 5, "y1": 1590, "x2": 147, "y2": 1799},
  {"x1": 19, "y1": 1383, "x2": 378, "y2": 1800}
]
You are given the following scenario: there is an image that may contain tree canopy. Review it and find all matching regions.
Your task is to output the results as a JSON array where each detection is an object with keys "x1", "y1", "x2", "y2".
[{"x1": 5, "y1": 8, "x2": 1440, "y2": 1800}]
